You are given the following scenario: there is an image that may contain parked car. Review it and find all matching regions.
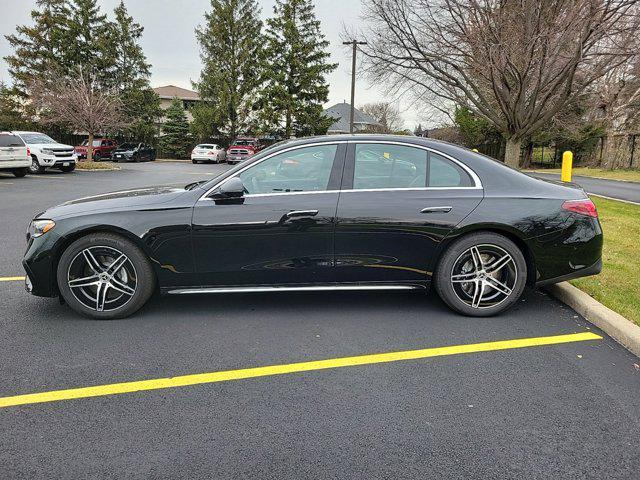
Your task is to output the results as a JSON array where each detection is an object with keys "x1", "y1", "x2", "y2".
[
  {"x1": 226, "y1": 137, "x2": 263, "y2": 164},
  {"x1": 23, "y1": 135, "x2": 603, "y2": 320},
  {"x1": 0, "y1": 132, "x2": 30, "y2": 178},
  {"x1": 111, "y1": 143, "x2": 156, "y2": 163},
  {"x1": 191, "y1": 144, "x2": 227, "y2": 164},
  {"x1": 74, "y1": 138, "x2": 117, "y2": 161},
  {"x1": 14, "y1": 131, "x2": 76, "y2": 174}
]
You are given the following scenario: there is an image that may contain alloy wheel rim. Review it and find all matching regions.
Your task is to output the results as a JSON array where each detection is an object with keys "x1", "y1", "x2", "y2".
[
  {"x1": 67, "y1": 246, "x2": 137, "y2": 312},
  {"x1": 30, "y1": 159, "x2": 39, "y2": 172},
  {"x1": 450, "y1": 244, "x2": 517, "y2": 309}
]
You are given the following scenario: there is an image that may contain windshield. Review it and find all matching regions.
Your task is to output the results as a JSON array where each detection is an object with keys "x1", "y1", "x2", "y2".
[
  {"x1": 118, "y1": 143, "x2": 138, "y2": 150},
  {"x1": 21, "y1": 133, "x2": 56, "y2": 144},
  {"x1": 81, "y1": 140, "x2": 103, "y2": 147},
  {"x1": 233, "y1": 140, "x2": 256, "y2": 146}
]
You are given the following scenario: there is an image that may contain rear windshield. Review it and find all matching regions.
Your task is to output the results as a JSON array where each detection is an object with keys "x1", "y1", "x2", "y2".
[
  {"x1": 197, "y1": 145, "x2": 215, "y2": 149},
  {"x1": 0, "y1": 135, "x2": 25, "y2": 147}
]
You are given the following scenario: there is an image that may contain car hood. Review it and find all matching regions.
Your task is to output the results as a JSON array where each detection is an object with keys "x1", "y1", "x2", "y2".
[
  {"x1": 30, "y1": 142, "x2": 74, "y2": 149},
  {"x1": 39, "y1": 186, "x2": 193, "y2": 220}
]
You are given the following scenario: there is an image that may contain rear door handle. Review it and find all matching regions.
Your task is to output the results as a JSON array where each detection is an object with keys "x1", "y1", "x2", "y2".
[
  {"x1": 285, "y1": 210, "x2": 319, "y2": 218},
  {"x1": 421, "y1": 206, "x2": 452, "y2": 214}
]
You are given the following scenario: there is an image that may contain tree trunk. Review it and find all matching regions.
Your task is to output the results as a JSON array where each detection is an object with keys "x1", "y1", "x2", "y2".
[
  {"x1": 87, "y1": 132, "x2": 94, "y2": 163},
  {"x1": 504, "y1": 137, "x2": 522, "y2": 168},
  {"x1": 285, "y1": 107, "x2": 292, "y2": 139},
  {"x1": 521, "y1": 141, "x2": 534, "y2": 169}
]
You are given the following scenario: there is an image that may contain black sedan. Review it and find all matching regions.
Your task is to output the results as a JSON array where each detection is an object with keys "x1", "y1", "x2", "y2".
[
  {"x1": 111, "y1": 143, "x2": 156, "y2": 162},
  {"x1": 23, "y1": 135, "x2": 602, "y2": 320}
]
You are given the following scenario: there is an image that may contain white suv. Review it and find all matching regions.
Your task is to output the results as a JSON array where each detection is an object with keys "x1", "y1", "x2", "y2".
[
  {"x1": 0, "y1": 132, "x2": 30, "y2": 178},
  {"x1": 14, "y1": 131, "x2": 77, "y2": 174}
]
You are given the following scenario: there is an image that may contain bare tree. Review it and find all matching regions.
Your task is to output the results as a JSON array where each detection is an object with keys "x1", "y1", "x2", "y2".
[
  {"x1": 30, "y1": 70, "x2": 125, "y2": 161},
  {"x1": 360, "y1": 101, "x2": 405, "y2": 133},
  {"x1": 359, "y1": 0, "x2": 640, "y2": 167}
]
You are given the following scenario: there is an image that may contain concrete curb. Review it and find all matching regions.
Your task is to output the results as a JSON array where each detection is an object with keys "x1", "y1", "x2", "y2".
[{"x1": 546, "y1": 282, "x2": 640, "y2": 357}]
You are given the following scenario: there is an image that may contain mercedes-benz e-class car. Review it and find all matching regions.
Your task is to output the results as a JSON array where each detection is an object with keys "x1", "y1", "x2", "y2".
[{"x1": 23, "y1": 135, "x2": 602, "y2": 320}]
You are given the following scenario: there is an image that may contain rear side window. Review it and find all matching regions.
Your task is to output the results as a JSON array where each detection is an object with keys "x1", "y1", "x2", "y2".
[
  {"x1": 428, "y1": 152, "x2": 473, "y2": 187},
  {"x1": 0, "y1": 135, "x2": 25, "y2": 147},
  {"x1": 353, "y1": 144, "x2": 428, "y2": 189}
]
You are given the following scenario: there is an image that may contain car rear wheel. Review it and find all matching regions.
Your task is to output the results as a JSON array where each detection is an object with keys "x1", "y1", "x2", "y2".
[
  {"x1": 56, "y1": 233, "x2": 156, "y2": 320},
  {"x1": 29, "y1": 156, "x2": 45, "y2": 174},
  {"x1": 434, "y1": 232, "x2": 527, "y2": 317},
  {"x1": 12, "y1": 168, "x2": 28, "y2": 178}
]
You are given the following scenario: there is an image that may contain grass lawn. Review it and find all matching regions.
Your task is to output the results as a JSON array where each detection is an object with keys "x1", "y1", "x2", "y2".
[
  {"x1": 526, "y1": 167, "x2": 640, "y2": 183},
  {"x1": 75, "y1": 161, "x2": 120, "y2": 171},
  {"x1": 570, "y1": 196, "x2": 640, "y2": 325}
]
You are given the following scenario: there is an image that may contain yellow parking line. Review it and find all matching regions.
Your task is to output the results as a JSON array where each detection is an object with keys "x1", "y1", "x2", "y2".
[
  {"x1": 0, "y1": 332, "x2": 601, "y2": 409},
  {"x1": 0, "y1": 276, "x2": 25, "y2": 282}
]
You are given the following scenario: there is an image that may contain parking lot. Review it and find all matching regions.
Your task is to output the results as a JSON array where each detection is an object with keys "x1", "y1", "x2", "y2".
[{"x1": 1, "y1": 162, "x2": 639, "y2": 479}]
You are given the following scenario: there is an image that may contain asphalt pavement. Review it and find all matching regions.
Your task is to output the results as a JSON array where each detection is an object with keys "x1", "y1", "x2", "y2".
[
  {"x1": 531, "y1": 172, "x2": 640, "y2": 204},
  {"x1": 1, "y1": 162, "x2": 639, "y2": 479}
]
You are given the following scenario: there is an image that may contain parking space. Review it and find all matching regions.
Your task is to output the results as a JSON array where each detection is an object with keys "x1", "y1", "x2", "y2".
[{"x1": 1, "y1": 163, "x2": 639, "y2": 479}]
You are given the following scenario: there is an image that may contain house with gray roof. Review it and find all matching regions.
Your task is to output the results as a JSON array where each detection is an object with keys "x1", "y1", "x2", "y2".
[{"x1": 323, "y1": 102, "x2": 381, "y2": 134}]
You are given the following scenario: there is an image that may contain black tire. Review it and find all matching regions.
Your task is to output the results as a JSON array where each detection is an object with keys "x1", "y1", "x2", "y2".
[
  {"x1": 60, "y1": 163, "x2": 76, "y2": 173},
  {"x1": 56, "y1": 233, "x2": 156, "y2": 320},
  {"x1": 434, "y1": 232, "x2": 527, "y2": 317},
  {"x1": 12, "y1": 168, "x2": 28, "y2": 178},
  {"x1": 93, "y1": 152, "x2": 101, "y2": 161},
  {"x1": 29, "y1": 156, "x2": 45, "y2": 174}
]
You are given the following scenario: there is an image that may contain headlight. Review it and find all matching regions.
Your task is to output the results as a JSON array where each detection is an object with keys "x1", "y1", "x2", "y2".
[
  {"x1": 27, "y1": 219, "x2": 55, "y2": 239},
  {"x1": 41, "y1": 148, "x2": 54, "y2": 155}
]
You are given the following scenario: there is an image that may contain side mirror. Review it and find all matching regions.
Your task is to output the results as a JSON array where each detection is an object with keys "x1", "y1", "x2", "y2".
[{"x1": 210, "y1": 177, "x2": 245, "y2": 202}]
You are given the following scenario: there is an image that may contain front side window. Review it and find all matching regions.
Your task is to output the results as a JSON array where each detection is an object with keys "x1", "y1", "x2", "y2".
[
  {"x1": 353, "y1": 144, "x2": 427, "y2": 190},
  {"x1": 238, "y1": 144, "x2": 338, "y2": 195}
]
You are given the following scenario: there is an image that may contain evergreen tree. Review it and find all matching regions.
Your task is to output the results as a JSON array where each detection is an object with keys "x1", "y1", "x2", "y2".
[
  {"x1": 159, "y1": 99, "x2": 193, "y2": 158},
  {"x1": 4, "y1": 0, "x2": 71, "y2": 96},
  {"x1": 0, "y1": 83, "x2": 36, "y2": 130},
  {"x1": 260, "y1": 0, "x2": 336, "y2": 138},
  {"x1": 103, "y1": 1, "x2": 160, "y2": 141},
  {"x1": 63, "y1": 0, "x2": 112, "y2": 83},
  {"x1": 105, "y1": 1, "x2": 151, "y2": 91},
  {"x1": 195, "y1": 0, "x2": 264, "y2": 140}
]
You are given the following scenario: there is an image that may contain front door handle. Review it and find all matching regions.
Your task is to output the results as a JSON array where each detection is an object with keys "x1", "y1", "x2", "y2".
[
  {"x1": 421, "y1": 206, "x2": 452, "y2": 214},
  {"x1": 285, "y1": 210, "x2": 319, "y2": 219}
]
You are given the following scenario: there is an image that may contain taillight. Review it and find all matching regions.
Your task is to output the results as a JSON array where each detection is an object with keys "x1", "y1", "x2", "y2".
[
  {"x1": 562, "y1": 199, "x2": 598, "y2": 218},
  {"x1": 27, "y1": 147, "x2": 30, "y2": 156}
]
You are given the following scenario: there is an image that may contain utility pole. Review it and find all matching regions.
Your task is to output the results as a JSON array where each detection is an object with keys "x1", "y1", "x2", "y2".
[{"x1": 343, "y1": 39, "x2": 367, "y2": 134}]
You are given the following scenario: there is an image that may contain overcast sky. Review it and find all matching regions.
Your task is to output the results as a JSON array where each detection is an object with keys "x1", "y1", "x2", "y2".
[{"x1": 0, "y1": 0, "x2": 426, "y2": 128}]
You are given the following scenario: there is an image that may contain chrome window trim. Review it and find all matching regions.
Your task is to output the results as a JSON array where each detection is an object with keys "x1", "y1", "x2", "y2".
[{"x1": 198, "y1": 140, "x2": 483, "y2": 202}]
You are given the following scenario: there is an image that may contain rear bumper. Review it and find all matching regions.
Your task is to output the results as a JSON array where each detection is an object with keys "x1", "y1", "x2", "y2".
[
  {"x1": 535, "y1": 258, "x2": 602, "y2": 287},
  {"x1": 0, "y1": 159, "x2": 30, "y2": 169}
]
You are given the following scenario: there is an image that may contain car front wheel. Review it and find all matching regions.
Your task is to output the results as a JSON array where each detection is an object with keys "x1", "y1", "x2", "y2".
[
  {"x1": 435, "y1": 232, "x2": 527, "y2": 317},
  {"x1": 29, "y1": 156, "x2": 45, "y2": 174},
  {"x1": 56, "y1": 233, "x2": 156, "y2": 319}
]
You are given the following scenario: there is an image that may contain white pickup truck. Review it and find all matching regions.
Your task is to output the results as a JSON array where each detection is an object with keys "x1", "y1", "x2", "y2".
[
  {"x1": 0, "y1": 132, "x2": 30, "y2": 178},
  {"x1": 14, "y1": 131, "x2": 77, "y2": 174}
]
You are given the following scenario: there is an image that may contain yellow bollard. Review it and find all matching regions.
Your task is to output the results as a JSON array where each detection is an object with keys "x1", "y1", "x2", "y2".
[
  {"x1": 472, "y1": 148, "x2": 479, "y2": 152},
  {"x1": 561, "y1": 151, "x2": 573, "y2": 182}
]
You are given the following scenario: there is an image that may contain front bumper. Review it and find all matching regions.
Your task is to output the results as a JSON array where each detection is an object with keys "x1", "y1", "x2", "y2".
[
  {"x1": 40, "y1": 154, "x2": 77, "y2": 166},
  {"x1": 227, "y1": 155, "x2": 250, "y2": 164},
  {"x1": 23, "y1": 234, "x2": 58, "y2": 297}
]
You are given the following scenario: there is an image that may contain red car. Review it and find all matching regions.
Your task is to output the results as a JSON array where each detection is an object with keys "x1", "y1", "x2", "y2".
[
  {"x1": 74, "y1": 138, "x2": 117, "y2": 161},
  {"x1": 226, "y1": 137, "x2": 263, "y2": 164}
]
